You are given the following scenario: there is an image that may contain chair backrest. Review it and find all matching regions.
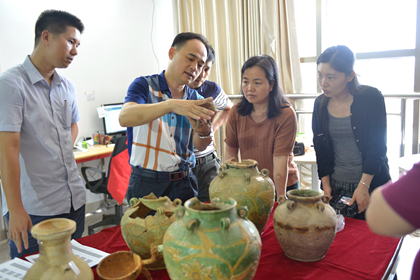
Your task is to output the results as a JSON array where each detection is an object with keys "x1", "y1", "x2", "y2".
[
  {"x1": 107, "y1": 135, "x2": 128, "y2": 179},
  {"x1": 106, "y1": 135, "x2": 131, "y2": 204}
]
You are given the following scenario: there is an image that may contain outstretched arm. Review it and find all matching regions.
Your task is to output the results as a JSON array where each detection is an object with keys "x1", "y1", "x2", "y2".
[{"x1": 119, "y1": 97, "x2": 215, "y2": 127}]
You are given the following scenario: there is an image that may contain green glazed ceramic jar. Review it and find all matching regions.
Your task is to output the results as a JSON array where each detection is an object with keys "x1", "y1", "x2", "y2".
[
  {"x1": 162, "y1": 197, "x2": 261, "y2": 280},
  {"x1": 209, "y1": 159, "x2": 275, "y2": 234}
]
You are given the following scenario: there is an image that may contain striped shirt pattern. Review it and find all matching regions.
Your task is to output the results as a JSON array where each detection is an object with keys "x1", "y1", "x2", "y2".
[
  {"x1": 194, "y1": 80, "x2": 233, "y2": 157},
  {"x1": 126, "y1": 71, "x2": 203, "y2": 172}
]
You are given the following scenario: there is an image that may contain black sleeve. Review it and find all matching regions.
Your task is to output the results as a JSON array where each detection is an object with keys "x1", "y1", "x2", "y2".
[{"x1": 312, "y1": 96, "x2": 334, "y2": 179}]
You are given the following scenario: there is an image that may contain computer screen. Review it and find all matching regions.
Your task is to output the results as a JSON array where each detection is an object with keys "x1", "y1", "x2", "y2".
[{"x1": 102, "y1": 103, "x2": 126, "y2": 136}]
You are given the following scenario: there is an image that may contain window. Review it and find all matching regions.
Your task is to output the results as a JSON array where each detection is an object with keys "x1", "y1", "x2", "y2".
[
  {"x1": 295, "y1": 0, "x2": 418, "y2": 94},
  {"x1": 294, "y1": 0, "x2": 419, "y2": 180}
]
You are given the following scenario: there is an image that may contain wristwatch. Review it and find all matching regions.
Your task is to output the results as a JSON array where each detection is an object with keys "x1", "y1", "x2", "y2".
[{"x1": 197, "y1": 132, "x2": 213, "y2": 139}]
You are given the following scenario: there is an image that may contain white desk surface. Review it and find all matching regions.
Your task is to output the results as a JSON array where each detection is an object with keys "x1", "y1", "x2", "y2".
[{"x1": 293, "y1": 150, "x2": 316, "y2": 164}]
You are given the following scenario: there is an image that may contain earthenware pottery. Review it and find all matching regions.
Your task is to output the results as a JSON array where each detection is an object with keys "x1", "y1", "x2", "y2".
[
  {"x1": 24, "y1": 218, "x2": 93, "y2": 280},
  {"x1": 162, "y1": 197, "x2": 261, "y2": 280},
  {"x1": 196, "y1": 101, "x2": 217, "y2": 128},
  {"x1": 120, "y1": 193, "x2": 181, "y2": 270},
  {"x1": 209, "y1": 159, "x2": 275, "y2": 234},
  {"x1": 97, "y1": 247, "x2": 157, "y2": 280},
  {"x1": 273, "y1": 189, "x2": 337, "y2": 262}
]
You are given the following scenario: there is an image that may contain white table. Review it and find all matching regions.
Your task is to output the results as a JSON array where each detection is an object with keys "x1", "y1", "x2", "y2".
[{"x1": 294, "y1": 150, "x2": 319, "y2": 191}]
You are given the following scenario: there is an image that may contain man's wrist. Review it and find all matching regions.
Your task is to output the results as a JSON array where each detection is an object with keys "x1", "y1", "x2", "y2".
[{"x1": 197, "y1": 131, "x2": 213, "y2": 139}]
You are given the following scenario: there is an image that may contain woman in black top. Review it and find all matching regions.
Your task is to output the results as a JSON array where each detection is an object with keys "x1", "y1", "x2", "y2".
[{"x1": 312, "y1": 45, "x2": 390, "y2": 220}]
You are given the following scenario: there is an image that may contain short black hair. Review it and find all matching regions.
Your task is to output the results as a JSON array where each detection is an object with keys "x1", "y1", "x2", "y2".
[
  {"x1": 34, "y1": 10, "x2": 84, "y2": 47},
  {"x1": 207, "y1": 45, "x2": 215, "y2": 65},
  {"x1": 171, "y1": 32, "x2": 209, "y2": 57}
]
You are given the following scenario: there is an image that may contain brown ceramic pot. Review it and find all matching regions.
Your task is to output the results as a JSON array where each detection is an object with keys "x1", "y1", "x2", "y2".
[
  {"x1": 97, "y1": 247, "x2": 157, "y2": 280},
  {"x1": 24, "y1": 218, "x2": 93, "y2": 280},
  {"x1": 273, "y1": 189, "x2": 337, "y2": 262},
  {"x1": 120, "y1": 193, "x2": 181, "y2": 270},
  {"x1": 209, "y1": 159, "x2": 275, "y2": 234}
]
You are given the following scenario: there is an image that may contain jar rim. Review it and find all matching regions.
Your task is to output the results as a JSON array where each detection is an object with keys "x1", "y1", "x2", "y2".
[{"x1": 226, "y1": 159, "x2": 258, "y2": 169}]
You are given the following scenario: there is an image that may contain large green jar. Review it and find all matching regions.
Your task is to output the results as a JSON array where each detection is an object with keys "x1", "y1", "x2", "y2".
[
  {"x1": 120, "y1": 193, "x2": 181, "y2": 270},
  {"x1": 162, "y1": 197, "x2": 261, "y2": 280},
  {"x1": 209, "y1": 159, "x2": 275, "y2": 234}
]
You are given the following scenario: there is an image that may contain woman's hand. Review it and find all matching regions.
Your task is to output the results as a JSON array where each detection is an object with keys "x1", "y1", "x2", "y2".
[
  {"x1": 323, "y1": 184, "x2": 333, "y2": 200},
  {"x1": 350, "y1": 184, "x2": 370, "y2": 213},
  {"x1": 321, "y1": 176, "x2": 332, "y2": 199}
]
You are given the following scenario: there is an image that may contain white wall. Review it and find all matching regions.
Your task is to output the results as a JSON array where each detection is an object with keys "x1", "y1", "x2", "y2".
[
  {"x1": 0, "y1": 0, "x2": 176, "y2": 208},
  {"x1": 0, "y1": 0, "x2": 175, "y2": 139}
]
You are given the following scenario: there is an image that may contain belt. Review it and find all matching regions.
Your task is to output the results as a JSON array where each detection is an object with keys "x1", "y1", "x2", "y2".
[
  {"x1": 196, "y1": 151, "x2": 217, "y2": 166},
  {"x1": 132, "y1": 167, "x2": 191, "y2": 181}
]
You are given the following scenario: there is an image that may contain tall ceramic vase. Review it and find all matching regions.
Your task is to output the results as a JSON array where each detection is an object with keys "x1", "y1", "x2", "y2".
[
  {"x1": 209, "y1": 159, "x2": 275, "y2": 234},
  {"x1": 273, "y1": 189, "x2": 337, "y2": 262},
  {"x1": 24, "y1": 218, "x2": 93, "y2": 280},
  {"x1": 162, "y1": 197, "x2": 261, "y2": 280},
  {"x1": 120, "y1": 193, "x2": 181, "y2": 270}
]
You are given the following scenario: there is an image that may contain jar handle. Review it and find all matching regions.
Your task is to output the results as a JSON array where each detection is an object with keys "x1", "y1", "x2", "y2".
[
  {"x1": 261, "y1": 168, "x2": 270, "y2": 177},
  {"x1": 173, "y1": 198, "x2": 182, "y2": 207},
  {"x1": 286, "y1": 201, "x2": 296, "y2": 212},
  {"x1": 186, "y1": 219, "x2": 199, "y2": 231},
  {"x1": 142, "y1": 246, "x2": 158, "y2": 266},
  {"x1": 277, "y1": 195, "x2": 287, "y2": 205},
  {"x1": 244, "y1": 173, "x2": 251, "y2": 182},
  {"x1": 174, "y1": 206, "x2": 185, "y2": 220},
  {"x1": 218, "y1": 171, "x2": 227, "y2": 179},
  {"x1": 220, "y1": 217, "x2": 231, "y2": 230},
  {"x1": 237, "y1": 206, "x2": 249, "y2": 219},
  {"x1": 316, "y1": 201, "x2": 325, "y2": 212},
  {"x1": 156, "y1": 206, "x2": 165, "y2": 215},
  {"x1": 321, "y1": 195, "x2": 330, "y2": 204},
  {"x1": 129, "y1": 197, "x2": 139, "y2": 207}
]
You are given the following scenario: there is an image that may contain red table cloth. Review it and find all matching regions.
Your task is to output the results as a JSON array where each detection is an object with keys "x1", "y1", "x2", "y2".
[{"x1": 77, "y1": 203, "x2": 400, "y2": 280}]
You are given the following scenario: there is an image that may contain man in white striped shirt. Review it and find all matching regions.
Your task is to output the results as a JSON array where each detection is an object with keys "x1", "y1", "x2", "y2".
[{"x1": 189, "y1": 45, "x2": 233, "y2": 202}]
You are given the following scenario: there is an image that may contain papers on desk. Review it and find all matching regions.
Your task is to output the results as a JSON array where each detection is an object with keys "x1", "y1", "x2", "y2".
[
  {"x1": 0, "y1": 258, "x2": 32, "y2": 279},
  {"x1": 73, "y1": 146, "x2": 88, "y2": 154},
  {"x1": 25, "y1": 240, "x2": 109, "y2": 268}
]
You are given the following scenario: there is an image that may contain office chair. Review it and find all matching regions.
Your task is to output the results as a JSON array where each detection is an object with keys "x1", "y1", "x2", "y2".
[{"x1": 81, "y1": 135, "x2": 128, "y2": 235}]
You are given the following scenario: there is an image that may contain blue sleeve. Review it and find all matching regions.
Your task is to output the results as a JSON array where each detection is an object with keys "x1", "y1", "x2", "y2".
[{"x1": 125, "y1": 77, "x2": 149, "y2": 104}]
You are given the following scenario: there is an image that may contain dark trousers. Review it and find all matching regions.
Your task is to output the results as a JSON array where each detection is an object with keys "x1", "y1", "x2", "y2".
[
  {"x1": 5, "y1": 204, "x2": 85, "y2": 259},
  {"x1": 127, "y1": 168, "x2": 198, "y2": 204},
  {"x1": 192, "y1": 153, "x2": 220, "y2": 202}
]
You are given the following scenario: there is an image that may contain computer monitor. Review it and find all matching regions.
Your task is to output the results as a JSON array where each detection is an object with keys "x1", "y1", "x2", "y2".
[{"x1": 102, "y1": 103, "x2": 126, "y2": 136}]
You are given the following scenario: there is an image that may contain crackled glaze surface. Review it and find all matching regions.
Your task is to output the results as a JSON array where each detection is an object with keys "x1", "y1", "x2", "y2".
[{"x1": 120, "y1": 193, "x2": 180, "y2": 270}]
